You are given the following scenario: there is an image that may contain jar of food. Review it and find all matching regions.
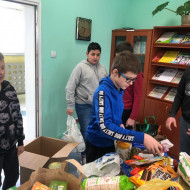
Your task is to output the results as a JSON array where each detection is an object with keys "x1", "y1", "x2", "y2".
[{"x1": 115, "y1": 141, "x2": 132, "y2": 161}]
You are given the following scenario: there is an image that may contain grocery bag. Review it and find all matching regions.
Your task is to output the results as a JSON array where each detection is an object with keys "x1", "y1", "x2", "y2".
[
  {"x1": 136, "y1": 116, "x2": 159, "y2": 137},
  {"x1": 62, "y1": 115, "x2": 85, "y2": 152},
  {"x1": 18, "y1": 159, "x2": 85, "y2": 190}
]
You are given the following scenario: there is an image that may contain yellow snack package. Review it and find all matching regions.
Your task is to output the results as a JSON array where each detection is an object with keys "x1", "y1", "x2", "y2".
[
  {"x1": 129, "y1": 161, "x2": 178, "y2": 187},
  {"x1": 137, "y1": 178, "x2": 183, "y2": 190}
]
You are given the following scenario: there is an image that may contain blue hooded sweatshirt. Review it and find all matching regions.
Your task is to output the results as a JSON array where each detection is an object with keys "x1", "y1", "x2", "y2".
[{"x1": 86, "y1": 76, "x2": 144, "y2": 148}]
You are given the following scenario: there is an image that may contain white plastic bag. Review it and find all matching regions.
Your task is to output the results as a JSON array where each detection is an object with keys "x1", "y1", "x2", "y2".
[
  {"x1": 62, "y1": 115, "x2": 85, "y2": 152},
  {"x1": 83, "y1": 153, "x2": 122, "y2": 177}
]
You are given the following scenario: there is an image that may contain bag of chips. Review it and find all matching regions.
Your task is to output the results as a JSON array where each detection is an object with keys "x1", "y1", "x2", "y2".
[
  {"x1": 129, "y1": 161, "x2": 178, "y2": 187},
  {"x1": 137, "y1": 178, "x2": 183, "y2": 190},
  {"x1": 178, "y1": 152, "x2": 190, "y2": 186}
]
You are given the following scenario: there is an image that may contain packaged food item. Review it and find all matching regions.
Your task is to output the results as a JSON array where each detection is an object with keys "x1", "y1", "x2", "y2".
[
  {"x1": 130, "y1": 167, "x2": 146, "y2": 176},
  {"x1": 178, "y1": 152, "x2": 190, "y2": 186},
  {"x1": 31, "y1": 181, "x2": 51, "y2": 190},
  {"x1": 49, "y1": 180, "x2": 68, "y2": 190},
  {"x1": 121, "y1": 162, "x2": 133, "y2": 177},
  {"x1": 130, "y1": 143, "x2": 145, "y2": 158},
  {"x1": 161, "y1": 139, "x2": 174, "y2": 152},
  {"x1": 115, "y1": 141, "x2": 132, "y2": 161},
  {"x1": 48, "y1": 162, "x2": 62, "y2": 169},
  {"x1": 129, "y1": 161, "x2": 178, "y2": 187},
  {"x1": 83, "y1": 153, "x2": 122, "y2": 177},
  {"x1": 138, "y1": 153, "x2": 155, "y2": 159},
  {"x1": 81, "y1": 175, "x2": 134, "y2": 190},
  {"x1": 137, "y1": 178, "x2": 183, "y2": 190},
  {"x1": 126, "y1": 156, "x2": 163, "y2": 167}
]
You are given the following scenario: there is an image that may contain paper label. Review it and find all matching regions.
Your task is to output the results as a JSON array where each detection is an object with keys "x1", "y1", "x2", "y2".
[{"x1": 86, "y1": 176, "x2": 120, "y2": 190}]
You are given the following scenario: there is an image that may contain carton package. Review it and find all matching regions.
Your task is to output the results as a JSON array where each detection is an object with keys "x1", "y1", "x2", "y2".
[
  {"x1": 18, "y1": 159, "x2": 85, "y2": 190},
  {"x1": 19, "y1": 136, "x2": 79, "y2": 184}
]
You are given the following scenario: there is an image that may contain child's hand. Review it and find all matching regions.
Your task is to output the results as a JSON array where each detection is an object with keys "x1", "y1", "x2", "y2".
[
  {"x1": 187, "y1": 128, "x2": 190, "y2": 136},
  {"x1": 166, "y1": 117, "x2": 177, "y2": 131},
  {"x1": 120, "y1": 124, "x2": 125, "y2": 129},
  {"x1": 144, "y1": 134, "x2": 163, "y2": 156},
  {"x1": 66, "y1": 109, "x2": 73, "y2": 116},
  {"x1": 17, "y1": 145, "x2": 24, "y2": 156},
  {"x1": 126, "y1": 118, "x2": 135, "y2": 127}
]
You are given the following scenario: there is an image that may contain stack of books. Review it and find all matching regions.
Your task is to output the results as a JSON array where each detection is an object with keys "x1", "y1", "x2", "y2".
[
  {"x1": 149, "y1": 86, "x2": 177, "y2": 102},
  {"x1": 164, "y1": 88, "x2": 177, "y2": 102},
  {"x1": 152, "y1": 51, "x2": 190, "y2": 65},
  {"x1": 156, "y1": 32, "x2": 190, "y2": 44},
  {"x1": 148, "y1": 85, "x2": 169, "y2": 99},
  {"x1": 152, "y1": 68, "x2": 178, "y2": 82}
]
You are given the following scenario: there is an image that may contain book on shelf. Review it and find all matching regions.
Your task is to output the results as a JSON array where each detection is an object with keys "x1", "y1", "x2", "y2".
[
  {"x1": 134, "y1": 40, "x2": 146, "y2": 54},
  {"x1": 164, "y1": 88, "x2": 177, "y2": 102},
  {"x1": 148, "y1": 85, "x2": 169, "y2": 99},
  {"x1": 178, "y1": 53, "x2": 190, "y2": 65},
  {"x1": 170, "y1": 53, "x2": 182, "y2": 64},
  {"x1": 169, "y1": 34, "x2": 184, "y2": 43},
  {"x1": 171, "y1": 70, "x2": 184, "y2": 84},
  {"x1": 186, "y1": 58, "x2": 190, "y2": 65},
  {"x1": 158, "y1": 51, "x2": 179, "y2": 63},
  {"x1": 180, "y1": 32, "x2": 190, "y2": 44},
  {"x1": 158, "y1": 68, "x2": 178, "y2": 82},
  {"x1": 156, "y1": 32, "x2": 176, "y2": 43},
  {"x1": 152, "y1": 67, "x2": 165, "y2": 80},
  {"x1": 152, "y1": 67, "x2": 178, "y2": 82},
  {"x1": 152, "y1": 52, "x2": 165, "y2": 62}
]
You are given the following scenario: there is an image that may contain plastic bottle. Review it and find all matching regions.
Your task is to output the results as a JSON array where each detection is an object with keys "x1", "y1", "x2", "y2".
[{"x1": 81, "y1": 175, "x2": 134, "y2": 190}]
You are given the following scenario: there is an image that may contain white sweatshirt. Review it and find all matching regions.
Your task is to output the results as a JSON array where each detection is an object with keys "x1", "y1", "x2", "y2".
[{"x1": 66, "y1": 60, "x2": 108, "y2": 109}]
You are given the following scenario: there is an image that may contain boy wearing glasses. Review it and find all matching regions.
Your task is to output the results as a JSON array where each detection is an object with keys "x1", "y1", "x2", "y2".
[
  {"x1": 85, "y1": 51, "x2": 163, "y2": 163},
  {"x1": 115, "y1": 41, "x2": 144, "y2": 128}
]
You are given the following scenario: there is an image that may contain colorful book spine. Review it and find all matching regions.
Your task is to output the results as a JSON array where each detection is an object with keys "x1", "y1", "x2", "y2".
[{"x1": 180, "y1": 33, "x2": 190, "y2": 44}]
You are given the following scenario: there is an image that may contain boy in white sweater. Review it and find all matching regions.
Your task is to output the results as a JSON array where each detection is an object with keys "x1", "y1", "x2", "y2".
[{"x1": 65, "y1": 42, "x2": 108, "y2": 163}]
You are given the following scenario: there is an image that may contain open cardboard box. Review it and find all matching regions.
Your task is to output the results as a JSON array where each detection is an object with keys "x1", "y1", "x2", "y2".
[
  {"x1": 18, "y1": 159, "x2": 85, "y2": 190},
  {"x1": 19, "y1": 136, "x2": 79, "y2": 184}
]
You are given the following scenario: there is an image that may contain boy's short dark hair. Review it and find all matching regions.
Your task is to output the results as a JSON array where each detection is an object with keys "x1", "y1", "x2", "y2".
[
  {"x1": 111, "y1": 51, "x2": 141, "y2": 75},
  {"x1": 87, "y1": 42, "x2": 101, "y2": 53},
  {"x1": 0, "y1": 52, "x2": 4, "y2": 61},
  {"x1": 115, "y1": 41, "x2": 133, "y2": 55}
]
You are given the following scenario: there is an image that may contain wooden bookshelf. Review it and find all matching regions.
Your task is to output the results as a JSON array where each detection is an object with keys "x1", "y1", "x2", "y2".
[{"x1": 144, "y1": 25, "x2": 190, "y2": 159}]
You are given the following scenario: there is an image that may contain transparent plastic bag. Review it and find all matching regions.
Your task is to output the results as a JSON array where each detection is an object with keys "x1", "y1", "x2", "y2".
[{"x1": 62, "y1": 115, "x2": 85, "y2": 152}]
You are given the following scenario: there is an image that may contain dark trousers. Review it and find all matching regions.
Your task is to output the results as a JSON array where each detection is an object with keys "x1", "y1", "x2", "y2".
[
  {"x1": 180, "y1": 116, "x2": 190, "y2": 155},
  {"x1": 86, "y1": 139, "x2": 115, "y2": 163},
  {"x1": 0, "y1": 146, "x2": 19, "y2": 190},
  {"x1": 122, "y1": 109, "x2": 132, "y2": 128}
]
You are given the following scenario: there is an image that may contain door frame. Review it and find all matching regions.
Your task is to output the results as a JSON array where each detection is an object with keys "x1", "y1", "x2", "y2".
[{"x1": 1, "y1": 0, "x2": 42, "y2": 136}]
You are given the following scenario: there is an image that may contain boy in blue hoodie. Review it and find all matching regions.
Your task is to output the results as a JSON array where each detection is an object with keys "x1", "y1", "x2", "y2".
[{"x1": 85, "y1": 51, "x2": 163, "y2": 163}]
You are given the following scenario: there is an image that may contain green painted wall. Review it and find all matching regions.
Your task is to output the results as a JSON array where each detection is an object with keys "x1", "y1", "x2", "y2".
[
  {"x1": 126, "y1": 0, "x2": 187, "y2": 29},
  {"x1": 41, "y1": 0, "x2": 129, "y2": 138},
  {"x1": 41, "y1": 0, "x2": 188, "y2": 138}
]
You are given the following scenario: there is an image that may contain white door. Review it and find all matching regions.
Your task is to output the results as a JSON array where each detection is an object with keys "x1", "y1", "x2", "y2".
[{"x1": 0, "y1": 0, "x2": 41, "y2": 140}]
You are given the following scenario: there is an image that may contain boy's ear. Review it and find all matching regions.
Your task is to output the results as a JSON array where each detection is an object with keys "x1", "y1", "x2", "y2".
[
  {"x1": 86, "y1": 52, "x2": 88, "y2": 56},
  {"x1": 112, "y1": 68, "x2": 118, "y2": 76}
]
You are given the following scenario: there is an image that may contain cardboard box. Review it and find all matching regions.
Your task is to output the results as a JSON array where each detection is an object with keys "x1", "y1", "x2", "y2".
[
  {"x1": 18, "y1": 159, "x2": 84, "y2": 190},
  {"x1": 19, "y1": 136, "x2": 79, "y2": 184}
]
